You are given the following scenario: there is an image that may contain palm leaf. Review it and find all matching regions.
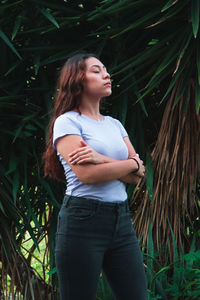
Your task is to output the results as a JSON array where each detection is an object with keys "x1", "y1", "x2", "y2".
[
  {"x1": 191, "y1": 0, "x2": 200, "y2": 38},
  {"x1": 0, "y1": 0, "x2": 23, "y2": 10},
  {"x1": 195, "y1": 75, "x2": 200, "y2": 114},
  {"x1": 0, "y1": 29, "x2": 22, "y2": 59},
  {"x1": 39, "y1": 8, "x2": 60, "y2": 28},
  {"x1": 161, "y1": 0, "x2": 179, "y2": 12}
]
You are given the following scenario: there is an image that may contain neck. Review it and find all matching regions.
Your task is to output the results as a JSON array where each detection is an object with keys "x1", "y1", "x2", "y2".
[{"x1": 78, "y1": 96, "x2": 101, "y2": 117}]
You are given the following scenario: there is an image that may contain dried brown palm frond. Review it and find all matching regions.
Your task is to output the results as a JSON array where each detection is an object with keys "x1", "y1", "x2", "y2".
[{"x1": 131, "y1": 78, "x2": 200, "y2": 262}]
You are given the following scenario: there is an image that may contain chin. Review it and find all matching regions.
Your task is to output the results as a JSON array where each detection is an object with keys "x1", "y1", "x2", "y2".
[{"x1": 104, "y1": 90, "x2": 112, "y2": 97}]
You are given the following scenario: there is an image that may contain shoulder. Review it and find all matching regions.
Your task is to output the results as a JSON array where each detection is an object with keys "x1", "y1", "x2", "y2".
[
  {"x1": 55, "y1": 111, "x2": 78, "y2": 123},
  {"x1": 53, "y1": 111, "x2": 82, "y2": 135},
  {"x1": 54, "y1": 111, "x2": 81, "y2": 127},
  {"x1": 53, "y1": 111, "x2": 82, "y2": 148},
  {"x1": 106, "y1": 116, "x2": 123, "y2": 126}
]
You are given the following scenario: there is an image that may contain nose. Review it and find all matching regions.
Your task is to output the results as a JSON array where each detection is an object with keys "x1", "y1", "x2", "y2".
[{"x1": 103, "y1": 70, "x2": 110, "y2": 79}]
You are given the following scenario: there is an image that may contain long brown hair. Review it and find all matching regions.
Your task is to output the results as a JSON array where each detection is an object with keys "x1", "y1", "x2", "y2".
[{"x1": 43, "y1": 52, "x2": 97, "y2": 181}]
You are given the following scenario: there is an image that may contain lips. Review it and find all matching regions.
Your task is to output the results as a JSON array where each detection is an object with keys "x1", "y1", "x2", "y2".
[{"x1": 104, "y1": 82, "x2": 111, "y2": 87}]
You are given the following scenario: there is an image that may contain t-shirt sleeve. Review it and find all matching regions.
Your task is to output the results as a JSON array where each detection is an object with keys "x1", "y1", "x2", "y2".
[
  {"x1": 113, "y1": 118, "x2": 128, "y2": 138},
  {"x1": 53, "y1": 115, "x2": 81, "y2": 149}
]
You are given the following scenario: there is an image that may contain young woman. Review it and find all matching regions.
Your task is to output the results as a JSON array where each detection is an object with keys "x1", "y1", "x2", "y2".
[{"x1": 44, "y1": 53, "x2": 148, "y2": 300}]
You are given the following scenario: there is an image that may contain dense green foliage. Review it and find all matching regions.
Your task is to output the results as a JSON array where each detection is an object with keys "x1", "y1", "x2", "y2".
[{"x1": 0, "y1": 0, "x2": 200, "y2": 299}]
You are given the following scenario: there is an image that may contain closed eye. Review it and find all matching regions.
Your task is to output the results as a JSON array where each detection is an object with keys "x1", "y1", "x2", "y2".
[{"x1": 91, "y1": 67, "x2": 100, "y2": 73}]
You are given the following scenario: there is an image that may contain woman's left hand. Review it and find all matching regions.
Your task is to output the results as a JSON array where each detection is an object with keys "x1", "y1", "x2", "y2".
[{"x1": 68, "y1": 140, "x2": 105, "y2": 165}]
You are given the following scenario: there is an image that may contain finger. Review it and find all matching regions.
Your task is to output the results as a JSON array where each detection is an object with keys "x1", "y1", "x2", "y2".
[
  {"x1": 80, "y1": 140, "x2": 88, "y2": 147},
  {"x1": 69, "y1": 149, "x2": 79, "y2": 157},
  {"x1": 77, "y1": 158, "x2": 91, "y2": 164},
  {"x1": 69, "y1": 148, "x2": 85, "y2": 157},
  {"x1": 69, "y1": 146, "x2": 90, "y2": 156},
  {"x1": 71, "y1": 154, "x2": 91, "y2": 164},
  {"x1": 69, "y1": 149, "x2": 91, "y2": 162},
  {"x1": 69, "y1": 148, "x2": 91, "y2": 158}
]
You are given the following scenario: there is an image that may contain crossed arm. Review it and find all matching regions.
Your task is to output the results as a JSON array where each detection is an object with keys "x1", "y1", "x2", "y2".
[{"x1": 56, "y1": 135, "x2": 145, "y2": 184}]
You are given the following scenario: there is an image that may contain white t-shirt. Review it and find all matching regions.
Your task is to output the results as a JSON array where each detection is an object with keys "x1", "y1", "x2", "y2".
[{"x1": 53, "y1": 111, "x2": 129, "y2": 202}]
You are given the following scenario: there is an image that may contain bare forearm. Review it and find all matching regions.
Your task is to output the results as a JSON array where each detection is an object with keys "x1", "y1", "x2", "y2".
[
  {"x1": 98, "y1": 154, "x2": 141, "y2": 184},
  {"x1": 72, "y1": 159, "x2": 138, "y2": 184},
  {"x1": 119, "y1": 173, "x2": 141, "y2": 184},
  {"x1": 95, "y1": 154, "x2": 142, "y2": 184}
]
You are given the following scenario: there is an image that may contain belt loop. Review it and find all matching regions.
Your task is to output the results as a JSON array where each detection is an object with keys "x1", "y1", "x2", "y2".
[
  {"x1": 126, "y1": 199, "x2": 129, "y2": 212},
  {"x1": 63, "y1": 195, "x2": 71, "y2": 207},
  {"x1": 126, "y1": 199, "x2": 130, "y2": 212},
  {"x1": 93, "y1": 198, "x2": 100, "y2": 213}
]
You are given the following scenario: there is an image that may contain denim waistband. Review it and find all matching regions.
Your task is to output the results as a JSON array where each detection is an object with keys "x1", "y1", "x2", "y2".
[{"x1": 63, "y1": 194, "x2": 129, "y2": 211}]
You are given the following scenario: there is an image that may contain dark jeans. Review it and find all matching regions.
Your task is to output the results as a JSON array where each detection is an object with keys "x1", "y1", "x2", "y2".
[{"x1": 55, "y1": 195, "x2": 148, "y2": 300}]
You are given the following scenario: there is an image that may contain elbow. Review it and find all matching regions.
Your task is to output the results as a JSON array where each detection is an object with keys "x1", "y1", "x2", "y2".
[
  {"x1": 80, "y1": 176, "x2": 98, "y2": 184},
  {"x1": 73, "y1": 166, "x2": 102, "y2": 184},
  {"x1": 79, "y1": 176, "x2": 91, "y2": 184},
  {"x1": 78, "y1": 173, "x2": 97, "y2": 184},
  {"x1": 71, "y1": 165, "x2": 95, "y2": 184}
]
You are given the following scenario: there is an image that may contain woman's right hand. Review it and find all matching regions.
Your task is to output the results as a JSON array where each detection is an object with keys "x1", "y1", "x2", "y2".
[
  {"x1": 131, "y1": 155, "x2": 145, "y2": 177},
  {"x1": 68, "y1": 140, "x2": 105, "y2": 165}
]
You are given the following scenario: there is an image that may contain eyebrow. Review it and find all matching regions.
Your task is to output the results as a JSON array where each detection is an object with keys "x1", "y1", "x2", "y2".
[{"x1": 89, "y1": 64, "x2": 106, "y2": 70}]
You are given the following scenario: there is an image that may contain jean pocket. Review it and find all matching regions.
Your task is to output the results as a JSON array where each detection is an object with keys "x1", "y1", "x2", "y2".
[{"x1": 68, "y1": 206, "x2": 97, "y2": 221}]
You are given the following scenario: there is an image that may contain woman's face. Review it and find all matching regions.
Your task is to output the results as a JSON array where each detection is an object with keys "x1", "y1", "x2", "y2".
[{"x1": 83, "y1": 57, "x2": 112, "y2": 99}]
